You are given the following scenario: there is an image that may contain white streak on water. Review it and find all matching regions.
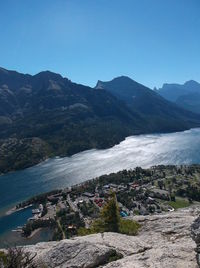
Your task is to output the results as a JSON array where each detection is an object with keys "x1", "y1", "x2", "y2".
[{"x1": 1, "y1": 128, "x2": 200, "y2": 211}]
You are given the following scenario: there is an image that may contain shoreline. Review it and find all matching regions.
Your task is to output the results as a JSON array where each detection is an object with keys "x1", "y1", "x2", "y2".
[
  {"x1": 5, "y1": 204, "x2": 33, "y2": 216},
  {"x1": 0, "y1": 126, "x2": 196, "y2": 178},
  {"x1": 26, "y1": 228, "x2": 42, "y2": 239},
  {"x1": 1, "y1": 164, "x2": 200, "y2": 247},
  {"x1": 4, "y1": 162, "x2": 200, "y2": 217}
]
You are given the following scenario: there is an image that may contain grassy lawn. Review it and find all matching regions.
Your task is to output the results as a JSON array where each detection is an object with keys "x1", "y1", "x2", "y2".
[{"x1": 167, "y1": 198, "x2": 190, "y2": 209}]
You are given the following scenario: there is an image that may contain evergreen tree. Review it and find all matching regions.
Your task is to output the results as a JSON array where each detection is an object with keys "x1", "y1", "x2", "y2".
[{"x1": 100, "y1": 192, "x2": 120, "y2": 232}]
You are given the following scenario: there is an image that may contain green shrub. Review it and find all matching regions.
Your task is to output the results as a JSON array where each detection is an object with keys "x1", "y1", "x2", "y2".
[
  {"x1": 0, "y1": 247, "x2": 47, "y2": 268},
  {"x1": 119, "y1": 219, "x2": 140, "y2": 235},
  {"x1": 78, "y1": 192, "x2": 140, "y2": 237},
  {"x1": 78, "y1": 218, "x2": 140, "y2": 237},
  {"x1": 77, "y1": 227, "x2": 94, "y2": 236},
  {"x1": 0, "y1": 251, "x2": 7, "y2": 266},
  {"x1": 107, "y1": 251, "x2": 123, "y2": 263}
]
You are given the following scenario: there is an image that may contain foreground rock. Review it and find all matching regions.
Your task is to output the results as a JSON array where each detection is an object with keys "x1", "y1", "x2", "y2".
[
  {"x1": 191, "y1": 216, "x2": 200, "y2": 267},
  {"x1": 25, "y1": 206, "x2": 200, "y2": 268}
]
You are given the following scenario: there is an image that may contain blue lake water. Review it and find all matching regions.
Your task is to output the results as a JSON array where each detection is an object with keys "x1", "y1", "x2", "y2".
[
  {"x1": 1, "y1": 128, "x2": 200, "y2": 244},
  {"x1": 0, "y1": 207, "x2": 32, "y2": 235}
]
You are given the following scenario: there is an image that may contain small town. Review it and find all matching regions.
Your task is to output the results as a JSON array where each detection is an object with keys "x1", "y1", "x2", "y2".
[{"x1": 13, "y1": 164, "x2": 200, "y2": 240}]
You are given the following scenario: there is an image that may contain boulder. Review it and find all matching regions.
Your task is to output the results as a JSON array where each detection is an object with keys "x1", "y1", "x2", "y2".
[{"x1": 24, "y1": 205, "x2": 200, "y2": 268}]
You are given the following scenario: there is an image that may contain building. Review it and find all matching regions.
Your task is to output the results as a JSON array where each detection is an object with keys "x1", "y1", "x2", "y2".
[{"x1": 82, "y1": 192, "x2": 95, "y2": 198}]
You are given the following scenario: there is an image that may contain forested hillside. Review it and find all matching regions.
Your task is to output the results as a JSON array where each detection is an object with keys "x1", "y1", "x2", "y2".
[{"x1": 1, "y1": 68, "x2": 200, "y2": 173}]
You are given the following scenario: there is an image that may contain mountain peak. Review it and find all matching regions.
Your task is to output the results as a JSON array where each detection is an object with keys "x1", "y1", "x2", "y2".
[
  {"x1": 95, "y1": 76, "x2": 139, "y2": 90},
  {"x1": 107, "y1": 76, "x2": 135, "y2": 83},
  {"x1": 111, "y1": 75, "x2": 134, "y2": 82},
  {"x1": 157, "y1": 80, "x2": 200, "y2": 111},
  {"x1": 34, "y1": 70, "x2": 64, "y2": 81},
  {"x1": 184, "y1": 80, "x2": 200, "y2": 87}
]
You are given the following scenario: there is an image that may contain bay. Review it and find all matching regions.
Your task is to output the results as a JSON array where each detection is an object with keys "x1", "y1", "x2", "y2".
[{"x1": 1, "y1": 128, "x2": 200, "y2": 244}]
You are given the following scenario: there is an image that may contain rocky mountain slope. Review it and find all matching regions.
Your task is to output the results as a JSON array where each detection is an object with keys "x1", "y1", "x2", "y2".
[
  {"x1": 1, "y1": 68, "x2": 200, "y2": 174},
  {"x1": 24, "y1": 206, "x2": 199, "y2": 268},
  {"x1": 0, "y1": 68, "x2": 145, "y2": 173},
  {"x1": 95, "y1": 76, "x2": 200, "y2": 132},
  {"x1": 156, "y1": 80, "x2": 200, "y2": 114}
]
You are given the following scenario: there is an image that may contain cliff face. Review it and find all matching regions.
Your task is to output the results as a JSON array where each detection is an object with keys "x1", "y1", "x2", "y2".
[{"x1": 24, "y1": 206, "x2": 200, "y2": 268}]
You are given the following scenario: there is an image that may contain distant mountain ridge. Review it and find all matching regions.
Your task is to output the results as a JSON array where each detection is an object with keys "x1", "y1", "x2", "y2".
[
  {"x1": 95, "y1": 76, "x2": 200, "y2": 131},
  {"x1": 156, "y1": 80, "x2": 200, "y2": 113},
  {"x1": 0, "y1": 68, "x2": 200, "y2": 174}
]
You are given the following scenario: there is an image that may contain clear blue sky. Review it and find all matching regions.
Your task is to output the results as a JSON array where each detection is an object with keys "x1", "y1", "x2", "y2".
[{"x1": 0, "y1": 0, "x2": 200, "y2": 88}]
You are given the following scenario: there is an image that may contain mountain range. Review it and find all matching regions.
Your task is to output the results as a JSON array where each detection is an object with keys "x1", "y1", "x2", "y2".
[
  {"x1": 156, "y1": 80, "x2": 200, "y2": 114},
  {"x1": 95, "y1": 76, "x2": 200, "y2": 131},
  {"x1": 0, "y1": 67, "x2": 200, "y2": 174}
]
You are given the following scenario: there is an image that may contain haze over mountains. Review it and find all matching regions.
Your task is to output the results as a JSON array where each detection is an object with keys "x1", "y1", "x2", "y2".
[
  {"x1": 0, "y1": 67, "x2": 200, "y2": 174},
  {"x1": 156, "y1": 80, "x2": 200, "y2": 114}
]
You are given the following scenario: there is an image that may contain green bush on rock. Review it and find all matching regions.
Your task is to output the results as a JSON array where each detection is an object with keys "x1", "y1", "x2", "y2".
[{"x1": 78, "y1": 192, "x2": 140, "y2": 236}]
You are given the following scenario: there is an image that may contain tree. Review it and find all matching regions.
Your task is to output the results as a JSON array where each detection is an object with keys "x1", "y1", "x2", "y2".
[
  {"x1": 170, "y1": 193, "x2": 176, "y2": 202},
  {"x1": 158, "y1": 180, "x2": 164, "y2": 190},
  {"x1": 100, "y1": 192, "x2": 120, "y2": 232}
]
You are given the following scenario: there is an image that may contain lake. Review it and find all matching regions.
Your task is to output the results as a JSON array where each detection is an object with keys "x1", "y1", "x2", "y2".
[{"x1": 1, "y1": 128, "x2": 200, "y2": 244}]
